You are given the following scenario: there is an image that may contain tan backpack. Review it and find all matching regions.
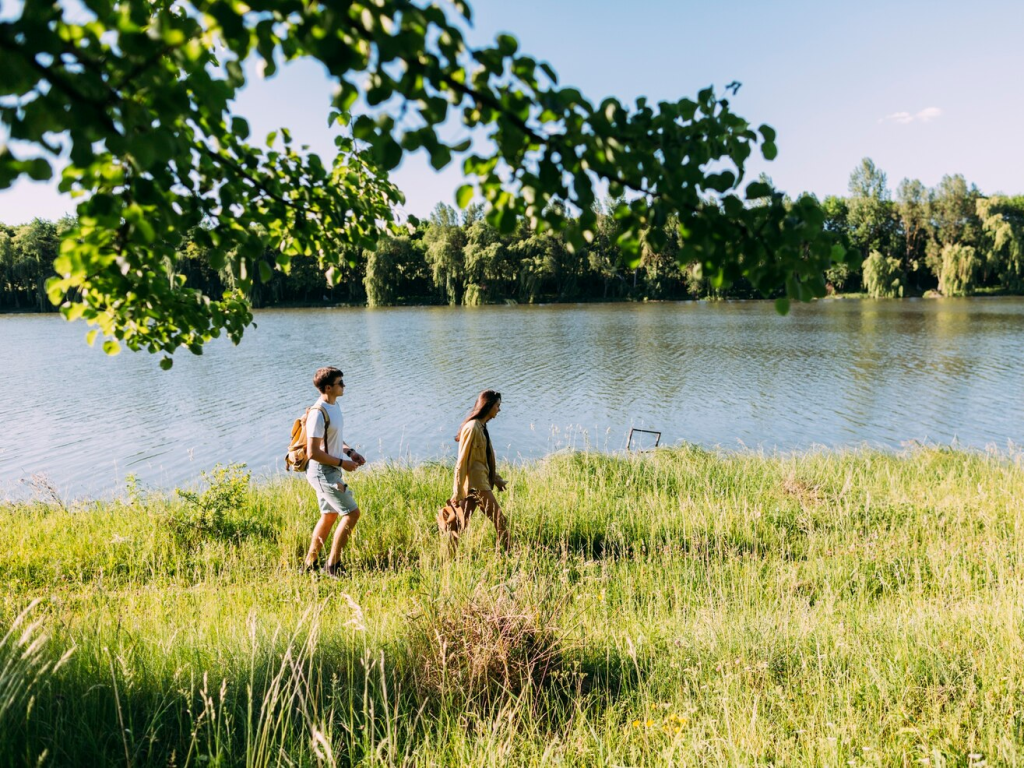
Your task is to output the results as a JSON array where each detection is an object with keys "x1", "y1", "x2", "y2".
[{"x1": 285, "y1": 404, "x2": 330, "y2": 472}]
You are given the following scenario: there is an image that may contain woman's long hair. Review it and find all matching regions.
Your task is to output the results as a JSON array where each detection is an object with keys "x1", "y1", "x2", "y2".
[{"x1": 455, "y1": 389, "x2": 501, "y2": 442}]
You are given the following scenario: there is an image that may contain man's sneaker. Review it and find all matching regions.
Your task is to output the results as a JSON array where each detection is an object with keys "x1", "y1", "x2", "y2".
[{"x1": 322, "y1": 561, "x2": 347, "y2": 579}]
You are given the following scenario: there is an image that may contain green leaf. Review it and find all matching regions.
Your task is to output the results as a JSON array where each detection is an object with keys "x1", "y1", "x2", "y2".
[
  {"x1": 774, "y1": 297, "x2": 790, "y2": 315},
  {"x1": 496, "y1": 34, "x2": 519, "y2": 55},
  {"x1": 26, "y1": 158, "x2": 52, "y2": 181},
  {"x1": 746, "y1": 181, "x2": 773, "y2": 200},
  {"x1": 455, "y1": 184, "x2": 474, "y2": 209},
  {"x1": 159, "y1": 357, "x2": 174, "y2": 370},
  {"x1": 762, "y1": 142, "x2": 778, "y2": 161},
  {"x1": 379, "y1": 136, "x2": 403, "y2": 171},
  {"x1": 103, "y1": 340, "x2": 121, "y2": 356},
  {"x1": 428, "y1": 144, "x2": 452, "y2": 170},
  {"x1": 258, "y1": 261, "x2": 273, "y2": 283}
]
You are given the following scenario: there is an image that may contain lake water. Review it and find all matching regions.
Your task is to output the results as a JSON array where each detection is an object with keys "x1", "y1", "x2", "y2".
[{"x1": 2, "y1": 298, "x2": 1023, "y2": 500}]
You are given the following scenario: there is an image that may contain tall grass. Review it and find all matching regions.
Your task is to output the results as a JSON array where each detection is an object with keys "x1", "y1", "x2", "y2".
[{"x1": 1, "y1": 446, "x2": 1022, "y2": 765}]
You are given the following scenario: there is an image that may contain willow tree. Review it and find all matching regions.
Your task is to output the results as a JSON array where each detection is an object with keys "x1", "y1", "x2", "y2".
[
  {"x1": 978, "y1": 196, "x2": 1024, "y2": 292},
  {"x1": 1, "y1": 0, "x2": 852, "y2": 365}
]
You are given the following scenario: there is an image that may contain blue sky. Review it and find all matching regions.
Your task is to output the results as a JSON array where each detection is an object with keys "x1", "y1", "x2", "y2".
[{"x1": 2, "y1": 0, "x2": 1022, "y2": 225}]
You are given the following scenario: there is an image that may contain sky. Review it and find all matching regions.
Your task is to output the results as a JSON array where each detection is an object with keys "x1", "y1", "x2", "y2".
[{"x1": 1, "y1": 0, "x2": 1023, "y2": 225}]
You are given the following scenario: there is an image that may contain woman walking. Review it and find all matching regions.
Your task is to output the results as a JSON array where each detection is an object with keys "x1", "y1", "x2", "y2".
[{"x1": 441, "y1": 389, "x2": 510, "y2": 551}]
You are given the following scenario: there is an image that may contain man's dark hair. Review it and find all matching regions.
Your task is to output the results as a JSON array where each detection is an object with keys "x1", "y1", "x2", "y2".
[{"x1": 313, "y1": 366, "x2": 343, "y2": 393}]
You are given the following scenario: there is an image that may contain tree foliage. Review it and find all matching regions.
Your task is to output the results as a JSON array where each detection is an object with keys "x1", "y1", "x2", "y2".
[
  {"x1": 978, "y1": 196, "x2": 1024, "y2": 292},
  {"x1": 0, "y1": 0, "x2": 851, "y2": 362},
  {"x1": 938, "y1": 243, "x2": 980, "y2": 297},
  {"x1": 862, "y1": 250, "x2": 903, "y2": 298}
]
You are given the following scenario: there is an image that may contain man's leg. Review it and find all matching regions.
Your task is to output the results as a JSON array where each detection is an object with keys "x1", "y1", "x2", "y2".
[
  {"x1": 477, "y1": 490, "x2": 510, "y2": 550},
  {"x1": 305, "y1": 512, "x2": 338, "y2": 568},
  {"x1": 326, "y1": 508, "x2": 361, "y2": 567}
]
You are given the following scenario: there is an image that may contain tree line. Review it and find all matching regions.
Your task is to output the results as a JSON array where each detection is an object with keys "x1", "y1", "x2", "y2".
[{"x1": 2, "y1": 157, "x2": 1022, "y2": 312}]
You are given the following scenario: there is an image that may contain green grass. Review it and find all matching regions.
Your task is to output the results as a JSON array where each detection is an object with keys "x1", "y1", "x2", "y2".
[{"x1": 1, "y1": 447, "x2": 1023, "y2": 766}]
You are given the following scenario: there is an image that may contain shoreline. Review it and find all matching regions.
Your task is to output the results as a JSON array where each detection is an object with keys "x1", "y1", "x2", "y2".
[
  {"x1": 5, "y1": 441, "x2": 1022, "y2": 508},
  {"x1": 5, "y1": 290, "x2": 1024, "y2": 316}
]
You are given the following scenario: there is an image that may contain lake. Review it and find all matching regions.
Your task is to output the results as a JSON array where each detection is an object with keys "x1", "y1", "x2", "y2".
[{"x1": 2, "y1": 298, "x2": 1023, "y2": 500}]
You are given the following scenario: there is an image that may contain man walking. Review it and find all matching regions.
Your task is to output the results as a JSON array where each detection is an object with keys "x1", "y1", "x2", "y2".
[{"x1": 303, "y1": 366, "x2": 366, "y2": 576}]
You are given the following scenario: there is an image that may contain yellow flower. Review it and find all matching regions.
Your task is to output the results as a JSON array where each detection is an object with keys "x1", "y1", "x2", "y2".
[
  {"x1": 645, "y1": 719, "x2": 654, "y2": 728},
  {"x1": 631, "y1": 720, "x2": 641, "y2": 728}
]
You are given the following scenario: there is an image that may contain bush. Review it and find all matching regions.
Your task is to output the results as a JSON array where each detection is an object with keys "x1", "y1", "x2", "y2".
[
  {"x1": 938, "y1": 243, "x2": 980, "y2": 296},
  {"x1": 166, "y1": 464, "x2": 274, "y2": 552},
  {"x1": 408, "y1": 583, "x2": 564, "y2": 708},
  {"x1": 862, "y1": 250, "x2": 903, "y2": 297}
]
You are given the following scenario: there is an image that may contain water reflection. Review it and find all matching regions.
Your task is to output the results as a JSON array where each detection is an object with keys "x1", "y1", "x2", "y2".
[{"x1": 1, "y1": 298, "x2": 1023, "y2": 499}]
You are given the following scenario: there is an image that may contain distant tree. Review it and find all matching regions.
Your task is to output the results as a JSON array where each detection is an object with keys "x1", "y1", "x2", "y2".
[
  {"x1": 847, "y1": 159, "x2": 898, "y2": 258},
  {"x1": 926, "y1": 175, "x2": 982, "y2": 282},
  {"x1": 977, "y1": 196, "x2": 1024, "y2": 292},
  {"x1": 821, "y1": 194, "x2": 856, "y2": 292},
  {"x1": 895, "y1": 178, "x2": 932, "y2": 287},
  {"x1": 463, "y1": 214, "x2": 512, "y2": 302},
  {"x1": 639, "y1": 219, "x2": 683, "y2": 298},
  {"x1": 585, "y1": 200, "x2": 629, "y2": 299},
  {"x1": 821, "y1": 195, "x2": 850, "y2": 235},
  {"x1": 13, "y1": 218, "x2": 59, "y2": 311},
  {"x1": 365, "y1": 235, "x2": 425, "y2": 306},
  {"x1": 0, "y1": 228, "x2": 14, "y2": 308},
  {"x1": 423, "y1": 204, "x2": 467, "y2": 305},
  {"x1": 938, "y1": 243, "x2": 980, "y2": 297},
  {"x1": 862, "y1": 250, "x2": 903, "y2": 298},
  {"x1": 509, "y1": 230, "x2": 557, "y2": 303}
]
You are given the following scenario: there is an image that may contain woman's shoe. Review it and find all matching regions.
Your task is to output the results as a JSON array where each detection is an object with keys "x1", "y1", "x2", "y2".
[{"x1": 322, "y1": 561, "x2": 347, "y2": 579}]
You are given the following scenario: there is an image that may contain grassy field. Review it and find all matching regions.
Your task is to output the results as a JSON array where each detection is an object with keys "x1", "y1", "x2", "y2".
[{"x1": 1, "y1": 446, "x2": 1022, "y2": 767}]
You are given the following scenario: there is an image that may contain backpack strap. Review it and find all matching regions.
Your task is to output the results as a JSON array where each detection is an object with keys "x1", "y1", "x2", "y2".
[{"x1": 309, "y1": 403, "x2": 332, "y2": 455}]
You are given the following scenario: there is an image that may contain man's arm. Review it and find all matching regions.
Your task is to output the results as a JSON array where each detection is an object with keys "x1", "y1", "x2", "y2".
[
  {"x1": 308, "y1": 434, "x2": 359, "y2": 471},
  {"x1": 342, "y1": 442, "x2": 366, "y2": 466}
]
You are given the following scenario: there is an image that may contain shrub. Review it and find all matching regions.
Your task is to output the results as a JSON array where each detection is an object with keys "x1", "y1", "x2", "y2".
[
  {"x1": 408, "y1": 584, "x2": 564, "y2": 708},
  {"x1": 166, "y1": 464, "x2": 274, "y2": 552},
  {"x1": 862, "y1": 250, "x2": 903, "y2": 297}
]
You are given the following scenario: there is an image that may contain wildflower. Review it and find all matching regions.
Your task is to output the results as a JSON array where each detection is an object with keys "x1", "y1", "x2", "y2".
[
  {"x1": 632, "y1": 720, "x2": 641, "y2": 728},
  {"x1": 645, "y1": 719, "x2": 654, "y2": 728}
]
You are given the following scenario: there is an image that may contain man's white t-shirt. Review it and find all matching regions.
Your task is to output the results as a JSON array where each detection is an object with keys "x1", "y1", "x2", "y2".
[{"x1": 307, "y1": 399, "x2": 344, "y2": 470}]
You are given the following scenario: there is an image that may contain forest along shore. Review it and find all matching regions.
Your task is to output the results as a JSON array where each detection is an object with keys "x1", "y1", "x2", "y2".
[{"x1": 3, "y1": 163, "x2": 1022, "y2": 311}]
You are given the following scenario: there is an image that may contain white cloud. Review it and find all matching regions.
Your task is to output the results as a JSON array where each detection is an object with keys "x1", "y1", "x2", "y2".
[{"x1": 880, "y1": 107, "x2": 943, "y2": 125}]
